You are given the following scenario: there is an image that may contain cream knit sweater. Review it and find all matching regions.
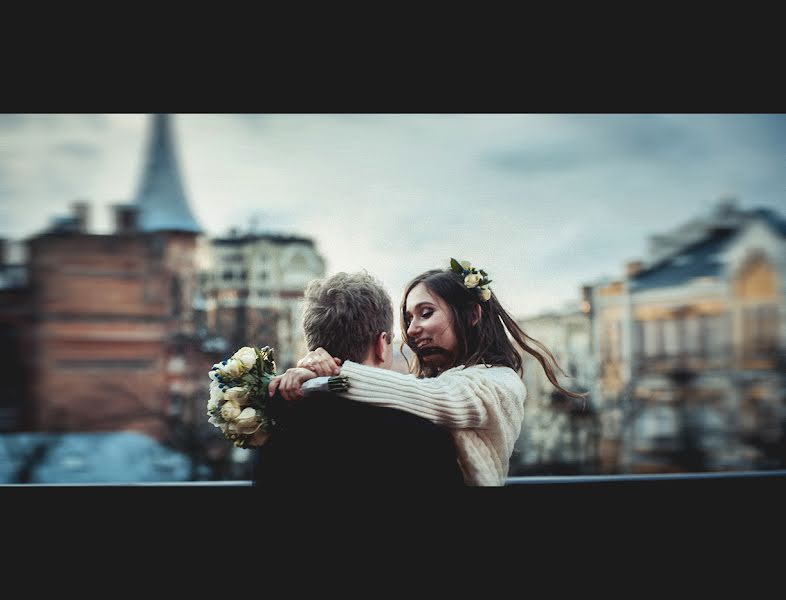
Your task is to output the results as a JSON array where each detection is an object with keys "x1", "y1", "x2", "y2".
[{"x1": 337, "y1": 361, "x2": 527, "y2": 486}]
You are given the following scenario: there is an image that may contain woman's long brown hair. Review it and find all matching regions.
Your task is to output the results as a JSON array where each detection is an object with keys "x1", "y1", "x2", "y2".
[{"x1": 400, "y1": 269, "x2": 587, "y2": 400}]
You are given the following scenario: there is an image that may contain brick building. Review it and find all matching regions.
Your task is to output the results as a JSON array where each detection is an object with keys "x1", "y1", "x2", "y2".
[{"x1": 0, "y1": 115, "x2": 204, "y2": 444}]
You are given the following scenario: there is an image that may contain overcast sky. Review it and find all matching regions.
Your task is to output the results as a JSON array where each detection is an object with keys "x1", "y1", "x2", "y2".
[{"x1": 1, "y1": 114, "x2": 784, "y2": 319}]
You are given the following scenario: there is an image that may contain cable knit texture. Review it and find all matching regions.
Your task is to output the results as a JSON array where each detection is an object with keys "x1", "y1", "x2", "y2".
[{"x1": 339, "y1": 361, "x2": 527, "y2": 486}]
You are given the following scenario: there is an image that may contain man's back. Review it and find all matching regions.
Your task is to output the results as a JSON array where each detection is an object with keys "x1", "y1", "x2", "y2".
[{"x1": 253, "y1": 392, "x2": 465, "y2": 489}]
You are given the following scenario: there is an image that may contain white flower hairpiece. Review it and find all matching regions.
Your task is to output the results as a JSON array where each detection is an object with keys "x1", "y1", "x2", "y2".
[{"x1": 449, "y1": 258, "x2": 492, "y2": 301}]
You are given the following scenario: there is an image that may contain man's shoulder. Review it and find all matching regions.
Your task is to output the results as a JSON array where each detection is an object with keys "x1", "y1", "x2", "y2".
[
  {"x1": 255, "y1": 391, "x2": 464, "y2": 489},
  {"x1": 292, "y1": 392, "x2": 447, "y2": 434}
]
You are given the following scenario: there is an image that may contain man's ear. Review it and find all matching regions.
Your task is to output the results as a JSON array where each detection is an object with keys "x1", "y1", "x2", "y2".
[
  {"x1": 374, "y1": 331, "x2": 389, "y2": 363},
  {"x1": 471, "y1": 303, "x2": 482, "y2": 326}
]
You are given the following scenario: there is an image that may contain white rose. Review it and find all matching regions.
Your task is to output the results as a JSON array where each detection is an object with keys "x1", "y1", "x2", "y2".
[
  {"x1": 207, "y1": 398, "x2": 219, "y2": 413},
  {"x1": 220, "y1": 400, "x2": 242, "y2": 421},
  {"x1": 219, "y1": 358, "x2": 245, "y2": 379},
  {"x1": 460, "y1": 260, "x2": 472, "y2": 270},
  {"x1": 235, "y1": 407, "x2": 260, "y2": 434},
  {"x1": 209, "y1": 384, "x2": 224, "y2": 404},
  {"x1": 479, "y1": 286, "x2": 491, "y2": 301},
  {"x1": 464, "y1": 273, "x2": 482, "y2": 288},
  {"x1": 208, "y1": 415, "x2": 223, "y2": 427},
  {"x1": 223, "y1": 386, "x2": 250, "y2": 407},
  {"x1": 232, "y1": 347, "x2": 258, "y2": 371}
]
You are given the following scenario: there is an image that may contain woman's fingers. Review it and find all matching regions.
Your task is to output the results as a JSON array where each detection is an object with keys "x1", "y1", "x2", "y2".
[
  {"x1": 270, "y1": 372, "x2": 300, "y2": 401},
  {"x1": 298, "y1": 347, "x2": 340, "y2": 376},
  {"x1": 314, "y1": 348, "x2": 339, "y2": 375},
  {"x1": 268, "y1": 375, "x2": 282, "y2": 397},
  {"x1": 282, "y1": 371, "x2": 300, "y2": 402},
  {"x1": 276, "y1": 367, "x2": 320, "y2": 401}
]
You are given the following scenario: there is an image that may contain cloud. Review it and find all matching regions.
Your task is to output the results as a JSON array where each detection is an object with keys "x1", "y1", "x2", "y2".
[
  {"x1": 1, "y1": 113, "x2": 784, "y2": 320},
  {"x1": 52, "y1": 141, "x2": 100, "y2": 158}
]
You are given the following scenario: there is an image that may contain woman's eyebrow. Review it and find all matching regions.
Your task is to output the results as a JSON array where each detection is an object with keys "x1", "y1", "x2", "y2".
[{"x1": 407, "y1": 302, "x2": 433, "y2": 313}]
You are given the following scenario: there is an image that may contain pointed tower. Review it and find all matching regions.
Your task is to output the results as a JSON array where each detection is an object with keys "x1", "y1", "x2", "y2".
[{"x1": 133, "y1": 114, "x2": 202, "y2": 233}]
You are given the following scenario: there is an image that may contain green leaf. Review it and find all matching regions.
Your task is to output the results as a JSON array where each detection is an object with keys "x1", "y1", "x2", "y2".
[{"x1": 449, "y1": 258, "x2": 463, "y2": 274}]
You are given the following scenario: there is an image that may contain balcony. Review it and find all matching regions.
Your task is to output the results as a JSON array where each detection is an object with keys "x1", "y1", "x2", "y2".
[{"x1": 634, "y1": 350, "x2": 732, "y2": 376}]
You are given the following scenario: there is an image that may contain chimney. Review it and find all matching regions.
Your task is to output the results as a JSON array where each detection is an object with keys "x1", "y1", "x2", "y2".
[
  {"x1": 71, "y1": 201, "x2": 89, "y2": 233},
  {"x1": 580, "y1": 285, "x2": 592, "y2": 315},
  {"x1": 714, "y1": 195, "x2": 738, "y2": 217},
  {"x1": 625, "y1": 260, "x2": 643, "y2": 278},
  {"x1": 113, "y1": 204, "x2": 139, "y2": 234}
]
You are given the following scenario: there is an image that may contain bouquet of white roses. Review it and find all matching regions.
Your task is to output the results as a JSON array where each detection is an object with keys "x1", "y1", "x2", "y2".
[
  {"x1": 207, "y1": 344, "x2": 351, "y2": 449},
  {"x1": 206, "y1": 345, "x2": 283, "y2": 448}
]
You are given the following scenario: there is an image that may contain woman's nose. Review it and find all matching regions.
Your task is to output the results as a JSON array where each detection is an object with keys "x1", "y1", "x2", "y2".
[{"x1": 406, "y1": 319, "x2": 420, "y2": 337}]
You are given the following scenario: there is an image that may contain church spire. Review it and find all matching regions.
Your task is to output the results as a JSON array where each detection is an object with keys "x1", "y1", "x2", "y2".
[{"x1": 133, "y1": 114, "x2": 202, "y2": 233}]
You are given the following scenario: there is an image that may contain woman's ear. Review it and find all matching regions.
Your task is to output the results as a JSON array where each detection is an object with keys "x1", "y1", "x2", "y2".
[{"x1": 471, "y1": 303, "x2": 482, "y2": 326}]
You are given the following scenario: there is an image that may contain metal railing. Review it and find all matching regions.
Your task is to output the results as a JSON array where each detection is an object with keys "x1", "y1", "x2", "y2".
[{"x1": 3, "y1": 469, "x2": 786, "y2": 486}]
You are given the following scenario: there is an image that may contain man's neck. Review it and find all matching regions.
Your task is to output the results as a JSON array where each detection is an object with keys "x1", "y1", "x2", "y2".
[
  {"x1": 359, "y1": 352, "x2": 388, "y2": 370},
  {"x1": 359, "y1": 359, "x2": 386, "y2": 369}
]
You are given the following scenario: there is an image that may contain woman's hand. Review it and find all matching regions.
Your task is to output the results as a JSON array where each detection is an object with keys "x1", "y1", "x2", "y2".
[
  {"x1": 297, "y1": 347, "x2": 342, "y2": 376},
  {"x1": 268, "y1": 367, "x2": 318, "y2": 402}
]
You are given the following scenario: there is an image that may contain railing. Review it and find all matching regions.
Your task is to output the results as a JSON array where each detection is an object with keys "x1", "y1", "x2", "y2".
[
  {"x1": 505, "y1": 468, "x2": 786, "y2": 484},
  {"x1": 633, "y1": 351, "x2": 732, "y2": 375},
  {"x1": 633, "y1": 348, "x2": 782, "y2": 375},
  {"x1": 3, "y1": 469, "x2": 785, "y2": 486}
]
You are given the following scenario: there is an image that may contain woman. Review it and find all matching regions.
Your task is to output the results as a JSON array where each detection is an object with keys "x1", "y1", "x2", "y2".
[{"x1": 270, "y1": 258, "x2": 585, "y2": 486}]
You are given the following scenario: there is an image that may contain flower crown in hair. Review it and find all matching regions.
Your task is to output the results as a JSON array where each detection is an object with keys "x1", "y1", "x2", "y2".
[{"x1": 450, "y1": 258, "x2": 492, "y2": 302}]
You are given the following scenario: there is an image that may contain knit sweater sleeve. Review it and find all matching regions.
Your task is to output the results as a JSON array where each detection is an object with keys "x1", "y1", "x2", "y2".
[{"x1": 337, "y1": 361, "x2": 527, "y2": 430}]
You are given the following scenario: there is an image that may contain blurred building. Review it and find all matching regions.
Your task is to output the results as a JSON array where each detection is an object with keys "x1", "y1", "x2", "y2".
[
  {"x1": 589, "y1": 198, "x2": 786, "y2": 473},
  {"x1": 0, "y1": 115, "x2": 205, "y2": 447},
  {"x1": 0, "y1": 239, "x2": 31, "y2": 432},
  {"x1": 0, "y1": 431, "x2": 193, "y2": 484},
  {"x1": 513, "y1": 293, "x2": 600, "y2": 474},
  {"x1": 0, "y1": 114, "x2": 325, "y2": 482},
  {"x1": 195, "y1": 230, "x2": 325, "y2": 371}
]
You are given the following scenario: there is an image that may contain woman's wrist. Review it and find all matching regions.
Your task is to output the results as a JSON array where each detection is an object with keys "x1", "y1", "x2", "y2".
[{"x1": 301, "y1": 374, "x2": 349, "y2": 394}]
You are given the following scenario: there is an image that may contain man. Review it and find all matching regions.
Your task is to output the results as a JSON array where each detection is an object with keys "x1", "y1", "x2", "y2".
[{"x1": 253, "y1": 272, "x2": 465, "y2": 489}]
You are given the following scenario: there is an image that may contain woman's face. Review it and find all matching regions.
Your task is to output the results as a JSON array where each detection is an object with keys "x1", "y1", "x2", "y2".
[{"x1": 404, "y1": 282, "x2": 459, "y2": 370}]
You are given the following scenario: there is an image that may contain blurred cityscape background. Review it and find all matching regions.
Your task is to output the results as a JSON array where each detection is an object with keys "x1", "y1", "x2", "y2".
[{"x1": 0, "y1": 113, "x2": 784, "y2": 483}]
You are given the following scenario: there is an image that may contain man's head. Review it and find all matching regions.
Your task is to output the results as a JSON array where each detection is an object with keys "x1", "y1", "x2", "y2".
[{"x1": 302, "y1": 271, "x2": 394, "y2": 368}]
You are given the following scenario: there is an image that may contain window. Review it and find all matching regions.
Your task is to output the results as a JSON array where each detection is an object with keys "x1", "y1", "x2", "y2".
[{"x1": 743, "y1": 304, "x2": 779, "y2": 357}]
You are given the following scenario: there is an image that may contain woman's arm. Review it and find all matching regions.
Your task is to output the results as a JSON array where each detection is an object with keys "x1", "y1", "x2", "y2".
[
  {"x1": 338, "y1": 361, "x2": 526, "y2": 430},
  {"x1": 268, "y1": 367, "x2": 317, "y2": 401}
]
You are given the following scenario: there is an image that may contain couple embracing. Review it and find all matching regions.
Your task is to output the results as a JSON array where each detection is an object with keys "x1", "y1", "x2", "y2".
[{"x1": 253, "y1": 258, "x2": 583, "y2": 488}]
